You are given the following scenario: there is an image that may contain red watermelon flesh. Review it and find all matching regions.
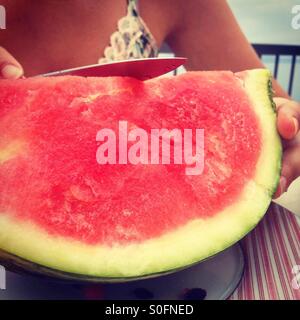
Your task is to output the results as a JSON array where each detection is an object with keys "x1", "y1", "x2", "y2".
[{"x1": 0, "y1": 70, "x2": 281, "y2": 278}]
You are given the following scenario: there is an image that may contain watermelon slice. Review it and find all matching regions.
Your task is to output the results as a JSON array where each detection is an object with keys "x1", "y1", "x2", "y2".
[{"x1": 0, "y1": 69, "x2": 281, "y2": 280}]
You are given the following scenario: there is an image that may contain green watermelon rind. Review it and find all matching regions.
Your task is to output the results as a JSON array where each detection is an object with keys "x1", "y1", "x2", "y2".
[
  {"x1": 0, "y1": 69, "x2": 282, "y2": 280},
  {"x1": 242, "y1": 69, "x2": 282, "y2": 197}
]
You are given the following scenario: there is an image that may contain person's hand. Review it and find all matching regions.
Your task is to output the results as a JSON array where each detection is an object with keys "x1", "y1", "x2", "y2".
[
  {"x1": 274, "y1": 97, "x2": 300, "y2": 198},
  {"x1": 0, "y1": 47, "x2": 23, "y2": 79}
]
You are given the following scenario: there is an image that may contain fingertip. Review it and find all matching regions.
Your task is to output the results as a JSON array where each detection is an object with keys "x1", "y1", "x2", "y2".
[
  {"x1": 292, "y1": 116, "x2": 299, "y2": 135},
  {"x1": 273, "y1": 185, "x2": 281, "y2": 199},
  {"x1": 273, "y1": 176, "x2": 287, "y2": 199},
  {"x1": 277, "y1": 112, "x2": 298, "y2": 139},
  {"x1": 1, "y1": 64, "x2": 23, "y2": 79}
]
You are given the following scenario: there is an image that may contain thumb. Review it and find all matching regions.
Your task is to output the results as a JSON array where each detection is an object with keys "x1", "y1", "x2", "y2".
[{"x1": 0, "y1": 46, "x2": 24, "y2": 79}]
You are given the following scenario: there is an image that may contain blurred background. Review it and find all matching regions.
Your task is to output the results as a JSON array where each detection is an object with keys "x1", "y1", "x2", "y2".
[
  {"x1": 229, "y1": 0, "x2": 299, "y2": 45},
  {"x1": 229, "y1": 0, "x2": 300, "y2": 100}
]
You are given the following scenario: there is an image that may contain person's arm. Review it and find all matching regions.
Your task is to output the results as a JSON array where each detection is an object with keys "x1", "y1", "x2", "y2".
[
  {"x1": 166, "y1": 0, "x2": 288, "y2": 98},
  {"x1": 166, "y1": 0, "x2": 300, "y2": 197}
]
